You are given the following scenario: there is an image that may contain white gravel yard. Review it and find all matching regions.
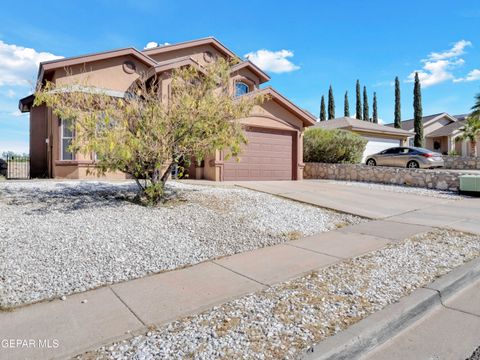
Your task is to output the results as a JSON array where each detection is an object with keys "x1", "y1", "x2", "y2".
[
  {"x1": 79, "y1": 229, "x2": 480, "y2": 360},
  {"x1": 316, "y1": 179, "x2": 465, "y2": 199},
  {"x1": 0, "y1": 180, "x2": 363, "y2": 307}
]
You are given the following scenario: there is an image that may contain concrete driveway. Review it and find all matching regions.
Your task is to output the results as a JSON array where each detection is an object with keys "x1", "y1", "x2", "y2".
[{"x1": 236, "y1": 180, "x2": 480, "y2": 234}]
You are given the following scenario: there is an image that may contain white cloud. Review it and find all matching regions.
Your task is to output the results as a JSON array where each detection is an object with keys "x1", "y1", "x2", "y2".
[
  {"x1": 0, "y1": 40, "x2": 63, "y2": 87},
  {"x1": 453, "y1": 68, "x2": 480, "y2": 82},
  {"x1": 6, "y1": 89, "x2": 16, "y2": 98},
  {"x1": 406, "y1": 40, "x2": 474, "y2": 87},
  {"x1": 428, "y1": 40, "x2": 472, "y2": 60},
  {"x1": 244, "y1": 49, "x2": 300, "y2": 73},
  {"x1": 144, "y1": 41, "x2": 170, "y2": 49}
]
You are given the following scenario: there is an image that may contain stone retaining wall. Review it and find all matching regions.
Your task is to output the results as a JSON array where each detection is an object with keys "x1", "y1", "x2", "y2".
[
  {"x1": 443, "y1": 156, "x2": 480, "y2": 170},
  {"x1": 304, "y1": 163, "x2": 475, "y2": 191}
]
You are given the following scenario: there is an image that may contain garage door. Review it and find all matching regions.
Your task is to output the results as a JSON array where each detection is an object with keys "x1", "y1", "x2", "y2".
[
  {"x1": 363, "y1": 137, "x2": 400, "y2": 161},
  {"x1": 223, "y1": 128, "x2": 293, "y2": 181}
]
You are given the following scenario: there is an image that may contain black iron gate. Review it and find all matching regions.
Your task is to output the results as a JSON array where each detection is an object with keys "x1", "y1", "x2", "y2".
[{"x1": 6, "y1": 155, "x2": 30, "y2": 179}]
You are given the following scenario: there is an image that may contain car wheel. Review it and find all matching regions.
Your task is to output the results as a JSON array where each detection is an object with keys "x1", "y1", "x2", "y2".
[
  {"x1": 407, "y1": 160, "x2": 419, "y2": 169},
  {"x1": 366, "y1": 159, "x2": 376, "y2": 166}
]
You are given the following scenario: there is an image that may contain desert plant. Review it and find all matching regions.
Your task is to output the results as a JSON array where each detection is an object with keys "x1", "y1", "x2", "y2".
[
  {"x1": 456, "y1": 117, "x2": 480, "y2": 157},
  {"x1": 303, "y1": 128, "x2": 367, "y2": 164},
  {"x1": 34, "y1": 58, "x2": 262, "y2": 204}
]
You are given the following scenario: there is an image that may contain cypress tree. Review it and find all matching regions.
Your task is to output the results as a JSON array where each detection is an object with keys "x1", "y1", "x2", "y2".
[
  {"x1": 344, "y1": 91, "x2": 350, "y2": 117},
  {"x1": 355, "y1": 80, "x2": 362, "y2": 120},
  {"x1": 413, "y1": 72, "x2": 424, "y2": 147},
  {"x1": 372, "y1": 92, "x2": 378, "y2": 123},
  {"x1": 320, "y1": 95, "x2": 326, "y2": 121},
  {"x1": 394, "y1": 76, "x2": 402, "y2": 128},
  {"x1": 328, "y1": 85, "x2": 335, "y2": 119},
  {"x1": 363, "y1": 86, "x2": 369, "y2": 121}
]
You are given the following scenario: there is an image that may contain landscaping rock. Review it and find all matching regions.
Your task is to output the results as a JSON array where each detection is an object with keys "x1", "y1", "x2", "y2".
[
  {"x1": 77, "y1": 229, "x2": 480, "y2": 360},
  {"x1": 0, "y1": 180, "x2": 364, "y2": 307}
]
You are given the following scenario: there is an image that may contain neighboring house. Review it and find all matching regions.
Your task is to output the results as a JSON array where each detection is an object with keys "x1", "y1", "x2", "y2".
[
  {"x1": 18, "y1": 37, "x2": 316, "y2": 181},
  {"x1": 312, "y1": 117, "x2": 411, "y2": 161},
  {"x1": 386, "y1": 113, "x2": 478, "y2": 156}
]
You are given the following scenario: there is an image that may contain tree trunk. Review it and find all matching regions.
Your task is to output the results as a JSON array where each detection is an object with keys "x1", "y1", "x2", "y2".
[
  {"x1": 471, "y1": 141, "x2": 477, "y2": 157},
  {"x1": 161, "y1": 162, "x2": 175, "y2": 185}
]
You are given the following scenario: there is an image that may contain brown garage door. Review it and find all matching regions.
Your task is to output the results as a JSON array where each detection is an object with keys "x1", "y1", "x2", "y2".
[{"x1": 223, "y1": 128, "x2": 293, "y2": 181}]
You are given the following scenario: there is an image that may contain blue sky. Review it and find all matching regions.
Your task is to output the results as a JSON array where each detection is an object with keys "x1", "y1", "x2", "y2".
[{"x1": 1, "y1": 0, "x2": 479, "y2": 153}]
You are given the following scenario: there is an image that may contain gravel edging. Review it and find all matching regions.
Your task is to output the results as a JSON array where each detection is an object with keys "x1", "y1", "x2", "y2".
[
  {"x1": 77, "y1": 229, "x2": 480, "y2": 360},
  {"x1": 0, "y1": 180, "x2": 364, "y2": 307}
]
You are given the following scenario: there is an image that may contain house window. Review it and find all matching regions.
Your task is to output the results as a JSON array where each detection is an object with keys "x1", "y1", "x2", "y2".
[
  {"x1": 235, "y1": 82, "x2": 249, "y2": 97},
  {"x1": 61, "y1": 118, "x2": 74, "y2": 160}
]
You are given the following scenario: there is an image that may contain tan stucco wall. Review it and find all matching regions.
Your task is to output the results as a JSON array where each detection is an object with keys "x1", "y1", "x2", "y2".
[
  {"x1": 53, "y1": 55, "x2": 149, "y2": 91},
  {"x1": 146, "y1": 44, "x2": 225, "y2": 67},
  {"x1": 33, "y1": 45, "x2": 309, "y2": 181}
]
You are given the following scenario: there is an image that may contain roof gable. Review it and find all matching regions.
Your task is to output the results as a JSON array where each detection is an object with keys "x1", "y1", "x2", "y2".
[
  {"x1": 38, "y1": 48, "x2": 157, "y2": 82},
  {"x1": 251, "y1": 87, "x2": 316, "y2": 127},
  {"x1": 230, "y1": 61, "x2": 270, "y2": 84},
  {"x1": 142, "y1": 37, "x2": 237, "y2": 59}
]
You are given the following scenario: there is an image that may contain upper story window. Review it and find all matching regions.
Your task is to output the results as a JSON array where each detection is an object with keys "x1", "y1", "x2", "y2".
[
  {"x1": 235, "y1": 82, "x2": 249, "y2": 97},
  {"x1": 61, "y1": 118, "x2": 74, "y2": 160}
]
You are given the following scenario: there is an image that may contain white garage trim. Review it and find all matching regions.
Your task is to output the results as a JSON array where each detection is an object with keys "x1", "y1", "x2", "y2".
[{"x1": 363, "y1": 137, "x2": 400, "y2": 162}]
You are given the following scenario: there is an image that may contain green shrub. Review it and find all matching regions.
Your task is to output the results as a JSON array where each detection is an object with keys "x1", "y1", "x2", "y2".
[{"x1": 303, "y1": 128, "x2": 367, "y2": 164}]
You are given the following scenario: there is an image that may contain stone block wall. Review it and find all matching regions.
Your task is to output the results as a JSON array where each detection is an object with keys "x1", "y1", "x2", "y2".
[
  {"x1": 443, "y1": 156, "x2": 480, "y2": 170},
  {"x1": 304, "y1": 163, "x2": 477, "y2": 191}
]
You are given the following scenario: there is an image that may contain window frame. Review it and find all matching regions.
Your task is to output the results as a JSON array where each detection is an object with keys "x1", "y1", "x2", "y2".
[
  {"x1": 60, "y1": 118, "x2": 75, "y2": 161},
  {"x1": 235, "y1": 81, "x2": 250, "y2": 97}
]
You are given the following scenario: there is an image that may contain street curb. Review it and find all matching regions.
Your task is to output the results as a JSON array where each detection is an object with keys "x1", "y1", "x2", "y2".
[{"x1": 303, "y1": 257, "x2": 480, "y2": 360}]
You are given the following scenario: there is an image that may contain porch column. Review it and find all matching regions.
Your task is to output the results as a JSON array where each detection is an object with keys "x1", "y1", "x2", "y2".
[
  {"x1": 447, "y1": 136, "x2": 454, "y2": 153},
  {"x1": 462, "y1": 141, "x2": 468, "y2": 156}
]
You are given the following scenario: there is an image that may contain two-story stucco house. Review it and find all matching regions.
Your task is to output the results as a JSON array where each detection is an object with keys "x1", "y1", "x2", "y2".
[{"x1": 19, "y1": 37, "x2": 316, "y2": 181}]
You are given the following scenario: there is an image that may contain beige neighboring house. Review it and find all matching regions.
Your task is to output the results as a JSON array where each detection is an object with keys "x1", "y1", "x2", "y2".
[
  {"x1": 312, "y1": 117, "x2": 411, "y2": 161},
  {"x1": 387, "y1": 113, "x2": 478, "y2": 156},
  {"x1": 18, "y1": 37, "x2": 316, "y2": 181}
]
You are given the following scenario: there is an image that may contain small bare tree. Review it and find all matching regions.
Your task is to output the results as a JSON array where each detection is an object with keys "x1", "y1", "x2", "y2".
[{"x1": 34, "y1": 58, "x2": 263, "y2": 204}]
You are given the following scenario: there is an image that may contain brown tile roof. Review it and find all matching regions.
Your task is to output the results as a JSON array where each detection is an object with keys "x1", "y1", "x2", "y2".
[
  {"x1": 313, "y1": 117, "x2": 411, "y2": 137},
  {"x1": 385, "y1": 112, "x2": 450, "y2": 131},
  {"x1": 426, "y1": 120, "x2": 466, "y2": 137}
]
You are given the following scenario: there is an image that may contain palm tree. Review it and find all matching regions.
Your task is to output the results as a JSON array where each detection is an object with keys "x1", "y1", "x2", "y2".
[{"x1": 456, "y1": 94, "x2": 480, "y2": 156}]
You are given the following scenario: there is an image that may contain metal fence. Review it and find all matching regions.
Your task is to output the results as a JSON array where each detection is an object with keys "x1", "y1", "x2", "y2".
[{"x1": 6, "y1": 155, "x2": 30, "y2": 180}]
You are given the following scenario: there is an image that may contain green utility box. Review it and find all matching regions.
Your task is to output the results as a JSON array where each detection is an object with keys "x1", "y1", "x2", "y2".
[{"x1": 459, "y1": 175, "x2": 480, "y2": 196}]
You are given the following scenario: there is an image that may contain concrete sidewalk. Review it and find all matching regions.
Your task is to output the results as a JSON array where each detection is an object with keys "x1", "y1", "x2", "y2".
[
  {"x1": 0, "y1": 220, "x2": 429, "y2": 360},
  {"x1": 362, "y1": 279, "x2": 480, "y2": 360}
]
